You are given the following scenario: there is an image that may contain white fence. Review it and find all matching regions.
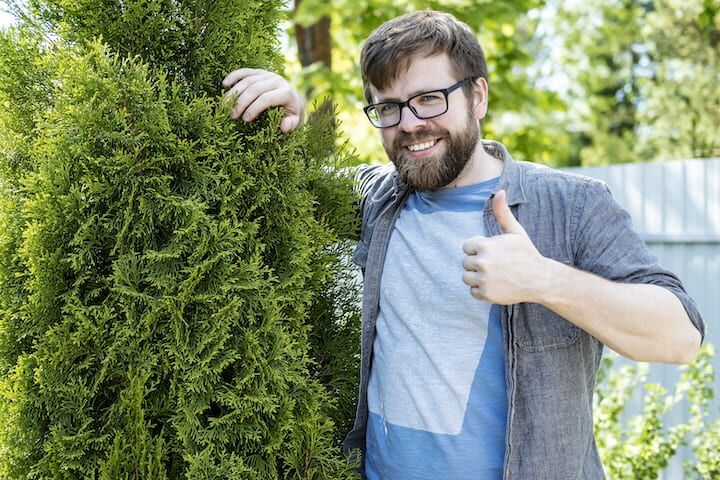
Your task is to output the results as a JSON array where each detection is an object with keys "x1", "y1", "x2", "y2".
[{"x1": 565, "y1": 158, "x2": 720, "y2": 479}]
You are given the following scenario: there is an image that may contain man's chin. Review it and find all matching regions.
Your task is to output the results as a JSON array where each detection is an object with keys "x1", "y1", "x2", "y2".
[
  {"x1": 395, "y1": 156, "x2": 466, "y2": 191},
  {"x1": 399, "y1": 168, "x2": 453, "y2": 191}
]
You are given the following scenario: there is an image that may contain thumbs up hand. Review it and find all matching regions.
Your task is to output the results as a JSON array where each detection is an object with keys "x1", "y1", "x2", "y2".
[{"x1": 461, "y1": 190, "x2": 549, "y2": 305}]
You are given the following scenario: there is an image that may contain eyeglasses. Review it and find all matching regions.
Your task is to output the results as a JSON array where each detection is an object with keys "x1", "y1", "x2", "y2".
[{"x1": 363, "y1": 78, "x2": 474, "y2": 129}]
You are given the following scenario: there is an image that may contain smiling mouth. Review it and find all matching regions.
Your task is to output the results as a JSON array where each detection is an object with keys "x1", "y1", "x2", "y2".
[{"x1": 406, "y1": 139, "x2": 439, "y2": 152}]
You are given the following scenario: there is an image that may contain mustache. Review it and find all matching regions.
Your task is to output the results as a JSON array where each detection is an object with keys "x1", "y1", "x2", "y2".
[{"x1": 393, "y1": 128, "x2": 448, "y2": 149}]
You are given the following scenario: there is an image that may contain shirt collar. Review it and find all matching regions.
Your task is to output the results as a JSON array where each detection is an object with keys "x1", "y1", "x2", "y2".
[{"x1": 481, "y1": 139, "x2": 527, "y2": 206}]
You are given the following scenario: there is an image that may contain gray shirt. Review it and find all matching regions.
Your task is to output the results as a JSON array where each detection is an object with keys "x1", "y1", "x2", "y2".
[{"x1": 342, "y1": 140, "x2": 705, "y2": 479}]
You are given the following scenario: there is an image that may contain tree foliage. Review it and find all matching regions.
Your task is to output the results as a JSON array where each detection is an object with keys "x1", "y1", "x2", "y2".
[
  {"x1": 548, "y1": 0, "x2": 720, "y2": 165},
  {"x1": 636, "y1": 0, "x2": 720, "y2": 161},
  {"x1": 0, "y1": 1, "x2": 360, "y2": 478}
]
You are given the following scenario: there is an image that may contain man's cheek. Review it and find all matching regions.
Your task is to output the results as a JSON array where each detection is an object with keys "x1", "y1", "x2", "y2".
[{"x1": 380, "y1": 131, "x2": 395, "y2": 150}]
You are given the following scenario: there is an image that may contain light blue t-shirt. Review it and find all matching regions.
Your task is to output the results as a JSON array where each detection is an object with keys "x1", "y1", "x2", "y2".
[{"x1": 365, "y1": 176, "x2": 507, "y2": 480}]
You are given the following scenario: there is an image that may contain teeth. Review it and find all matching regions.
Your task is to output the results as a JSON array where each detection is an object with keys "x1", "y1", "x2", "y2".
[{"x1": 407, "y1": 140, "x2": 437, "y2": 152}]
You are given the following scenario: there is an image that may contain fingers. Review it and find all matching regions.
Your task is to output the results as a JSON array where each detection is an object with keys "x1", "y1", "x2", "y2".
[
  {"x1": 462, "y1": 272, "x2": 488, "y2": 302},
  {"x1": 461, "y1": 240, "x2": 485, "y2": 298},
  {"x1": 227, "y1": 78, "x2": 284, "y2": 121},
  {"x1": 469, "y1": 286, "x2": 486, "y2": 301},
  {"x1": 461, "y1": 252, "x2": 483, "y2": 272},
  {"x1": 280, "y1": 115, "x2": 302, "y2": 133},
  {"x1": 222, "y1": 68, "x2": 268, "y2": 88},
  {"x1": 462, "y1": 269, "x2": 482, "y2": 287},
  {"x1": 462, "y1": 238, "x2": 491, "y2": 301},
  {"x1": 462, "y1": 236, "x2": 485, "y2": 255},
  {"x1": 222, "y1": 68, "x2": 304, "y2": 131},
  {"x1": 462, "y1": 237, "x2": 487, "y2": 277}
]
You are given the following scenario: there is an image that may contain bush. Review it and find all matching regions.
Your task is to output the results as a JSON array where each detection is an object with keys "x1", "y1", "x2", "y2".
[
  {"x1": 0, "y1": 1, "x2": 360, "y2": 478},
  {"x1": 594, "y1": 343, "x2": 718, "y2": 479}
]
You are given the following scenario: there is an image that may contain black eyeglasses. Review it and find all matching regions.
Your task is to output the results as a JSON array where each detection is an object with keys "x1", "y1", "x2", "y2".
[{"x1": 363, "y1": 78, "x2": 474, "y2": 129}]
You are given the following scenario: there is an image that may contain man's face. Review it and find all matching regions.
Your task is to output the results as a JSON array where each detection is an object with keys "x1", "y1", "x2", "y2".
[{"x1": 368, "y1": 53, "x2": 486, "y2": 191}]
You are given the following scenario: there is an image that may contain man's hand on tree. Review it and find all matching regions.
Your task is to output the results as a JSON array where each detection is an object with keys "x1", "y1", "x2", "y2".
[
  {"x1": 222, "y1": 68, "x2": 304, "y2": 132},
  {"x1": 461, "y1": 190, "x2": 550, "y2": 305}
]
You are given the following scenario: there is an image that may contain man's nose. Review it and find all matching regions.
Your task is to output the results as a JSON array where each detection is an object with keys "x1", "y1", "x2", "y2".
[{"x1": 397, "y1": 105, "x2": 427, "y2": 131}]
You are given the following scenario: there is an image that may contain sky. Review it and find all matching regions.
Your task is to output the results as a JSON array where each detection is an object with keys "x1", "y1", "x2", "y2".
[{"x1": 0, "y1": 10, "x2": 14, "y2": 29}]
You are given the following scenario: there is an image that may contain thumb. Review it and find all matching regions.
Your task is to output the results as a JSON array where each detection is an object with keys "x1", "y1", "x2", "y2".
[{"x1": 492, "y1": 190, "x2": 526, "y2": 235}]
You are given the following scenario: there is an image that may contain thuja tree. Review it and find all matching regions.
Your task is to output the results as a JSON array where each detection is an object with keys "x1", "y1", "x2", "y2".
[{"x1": 0, "y1": 1, "x2": 361, "y2": 478}]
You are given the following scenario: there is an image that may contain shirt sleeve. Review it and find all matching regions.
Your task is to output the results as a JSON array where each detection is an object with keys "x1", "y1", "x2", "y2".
[{"x1": 570, "y1": 179, "x2": 705, "y2": 341}]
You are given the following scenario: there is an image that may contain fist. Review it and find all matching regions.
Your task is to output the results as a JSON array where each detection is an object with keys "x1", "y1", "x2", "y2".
[{"x1": 461, "y1": 190, "x2": 547, "y2": 305}]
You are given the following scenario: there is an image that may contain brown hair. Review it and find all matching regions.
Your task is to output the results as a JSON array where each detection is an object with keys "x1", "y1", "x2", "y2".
[{"x1": 360, "y1": 10, "x2": 488, "y2": 104}]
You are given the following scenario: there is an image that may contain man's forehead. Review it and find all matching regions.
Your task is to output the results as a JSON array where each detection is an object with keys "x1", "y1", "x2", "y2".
[{"x1": 369, "y1": 54, "x2": 457, "y2": 102}]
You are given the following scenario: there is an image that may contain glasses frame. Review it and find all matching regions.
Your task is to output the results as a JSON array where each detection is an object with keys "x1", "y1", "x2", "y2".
[{"x1": 363, "y1": 77, "x2": 474, "y2": 129}]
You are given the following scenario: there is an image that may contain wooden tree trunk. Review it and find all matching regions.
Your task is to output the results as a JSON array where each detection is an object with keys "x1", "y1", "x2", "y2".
[{"x1": 294, "y1": 0, "x2": 334, "y2": 124}]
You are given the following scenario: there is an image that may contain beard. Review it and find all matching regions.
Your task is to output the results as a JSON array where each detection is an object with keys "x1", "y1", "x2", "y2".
[{"x1": 385, "y1": 113, "x2": 480, "y2": 191}]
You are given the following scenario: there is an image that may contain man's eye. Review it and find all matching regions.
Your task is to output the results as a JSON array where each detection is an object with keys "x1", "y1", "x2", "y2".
[
  {"x1": 378, "y1": 104, "x2": 398, "y2": 115},
  {"x1": 417, "y1": 93, "x2": 443, "y2": 104}
]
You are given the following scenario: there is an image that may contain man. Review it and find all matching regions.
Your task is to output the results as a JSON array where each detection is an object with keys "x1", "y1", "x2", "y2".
[{"x1": 223, "y1": 10, "x2": 704, "y2": 479}]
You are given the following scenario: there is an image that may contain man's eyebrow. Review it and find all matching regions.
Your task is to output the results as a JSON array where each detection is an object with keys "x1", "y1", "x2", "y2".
[{"x1": 375, "y1": 87, "x2": 442, "y2": 103}]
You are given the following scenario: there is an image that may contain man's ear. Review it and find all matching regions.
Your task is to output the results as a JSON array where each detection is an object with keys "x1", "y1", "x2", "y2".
[{"x1": 471, "y1": 77, "x2": 489, "y2": 121}]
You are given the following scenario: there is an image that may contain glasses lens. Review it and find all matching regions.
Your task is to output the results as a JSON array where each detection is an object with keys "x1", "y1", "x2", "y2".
[
  {"x1": 409, "y1": 91, "x2": 447, "y2": 119},
  {"x1": 367, "y1": 103, "x2": 400, "y2": 127}
]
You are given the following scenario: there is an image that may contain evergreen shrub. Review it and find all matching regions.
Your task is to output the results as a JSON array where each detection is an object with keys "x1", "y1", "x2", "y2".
[{"x1": 0, "y1": 1, "x2": 361, "y2": 478}]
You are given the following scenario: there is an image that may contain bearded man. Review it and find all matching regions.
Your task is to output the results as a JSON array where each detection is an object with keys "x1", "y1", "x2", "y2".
[{"x1": 223, "y1": 10, "x2": 704, "y2": 480}]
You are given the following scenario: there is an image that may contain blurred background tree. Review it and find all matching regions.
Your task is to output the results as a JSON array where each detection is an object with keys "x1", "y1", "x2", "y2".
[
  {"x1": 281, "y1": 0, "x2": 720, "y2": 167},
  {"x1": 549, "y1": 0, "x2": 720, "y2": 166}
]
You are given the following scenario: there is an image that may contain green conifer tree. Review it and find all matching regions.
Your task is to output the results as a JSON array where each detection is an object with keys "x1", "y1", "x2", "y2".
[{"x1": 0, "y1": 1, "x2": 360, "y2": 478}]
